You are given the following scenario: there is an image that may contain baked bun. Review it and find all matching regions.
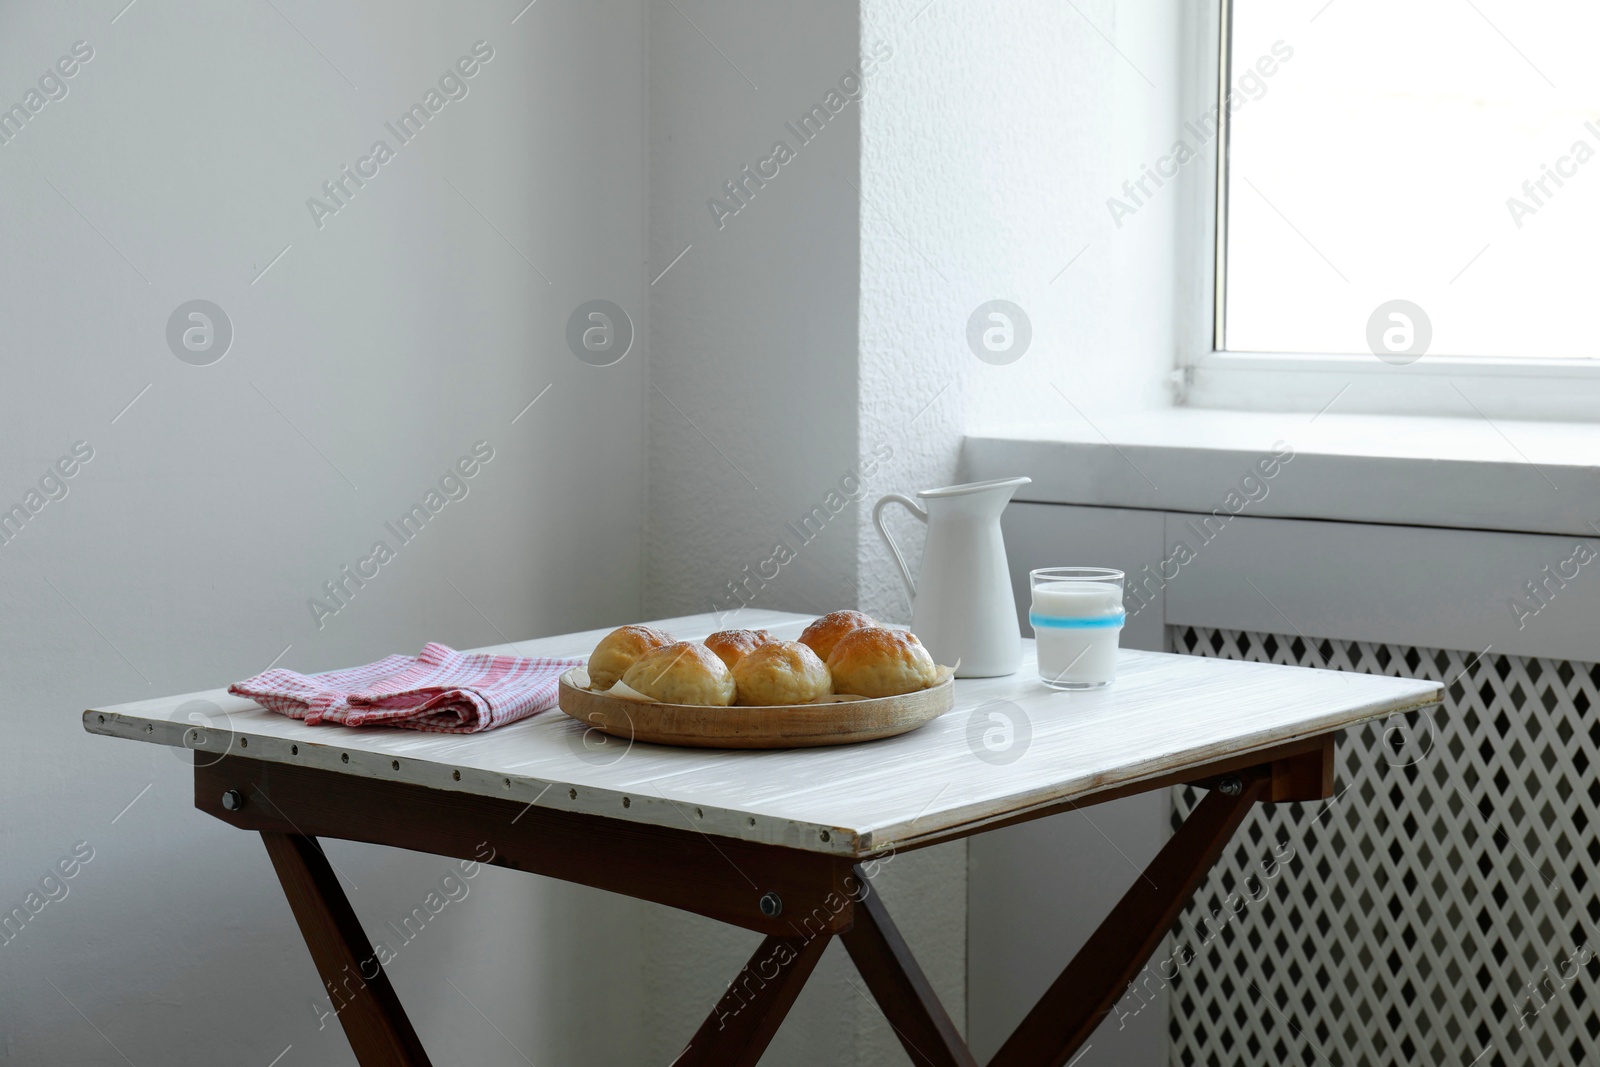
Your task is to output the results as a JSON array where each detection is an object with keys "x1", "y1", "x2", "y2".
[
  {"x1": 733, "y1": 640, "x2": 831, "y2": 706},
  {"x1": 705, "y1": 629, "x2": 774, "y2": 670},
  {"x1": 588, "y1": 625, "x2": 675, "y2": 690},
  {"x1": 826, "y1": 627, "x2": 939, "y2": 698},
  {"x1": 799, "y1": 610, "x2": 877, "y2": 663},
  {"x1": 622, "y1": 642, "x2": 735, "y2": 706}
]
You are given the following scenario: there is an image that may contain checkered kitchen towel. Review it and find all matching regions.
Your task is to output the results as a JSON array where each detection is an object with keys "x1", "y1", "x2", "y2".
[{"x1": 229, "y1": 643, "x2": 583, "y2": 734}]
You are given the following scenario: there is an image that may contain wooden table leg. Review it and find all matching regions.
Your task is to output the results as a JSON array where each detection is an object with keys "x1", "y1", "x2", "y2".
[
  {"x1": 986, "y1": 771, "x2": 1270, "y2": 1067},
  {"x1": 842, "y1": 869, "x2": 978, "y2": 1067},
  {"x1": 260, "y1": 832, "x2": 433, "y2": 1067},
  {"x1": 673, "y1": 931, "x2": 833, "y2": 1067}
]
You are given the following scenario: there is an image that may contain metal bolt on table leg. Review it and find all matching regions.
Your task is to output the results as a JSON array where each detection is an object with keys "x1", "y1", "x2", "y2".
[
  {"x1": 221, "y1": 789, "x2": 244, "y2": 811},
  {"x1": 1217, "y1": 775, "x2": 1243, "y2": 797},
  {"x1": 759, "y1": 892, "x2": 783, "y2": 917}
]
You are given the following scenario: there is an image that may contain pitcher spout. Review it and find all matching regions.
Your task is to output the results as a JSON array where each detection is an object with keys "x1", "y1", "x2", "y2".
[{"x1": 917, "y1": 476, "x2": 1032, "y2": 517}]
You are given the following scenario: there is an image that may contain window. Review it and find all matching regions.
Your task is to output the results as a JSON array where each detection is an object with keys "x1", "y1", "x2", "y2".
[{"x1": 1185, "y1": 0, "x2": 1600, "y2": 418}]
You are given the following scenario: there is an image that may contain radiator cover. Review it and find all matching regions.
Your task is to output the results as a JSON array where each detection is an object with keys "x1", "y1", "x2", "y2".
[{"x1": 1164, "y1": 625, "x2": 1599, "y2": 1067}]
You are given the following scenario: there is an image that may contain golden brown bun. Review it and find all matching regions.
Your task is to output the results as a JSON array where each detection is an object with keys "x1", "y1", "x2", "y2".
[
  {"x1": 587, "y1": 625, "x2": 674, "y2": 690},
  {"x1": 826, "y1": 627, "x2": 939, "y2": 698},
  {"x1": 704, "y1": 629, "x2": 775, "y2": 670},
  {"x1": 733, "y1": 641, "x2": 831, "y2": 706},
  {"x1": 622, "y1": 642, "x2": 735, "y2": 706},
  {"x1": 799, "y1": 610, "x2": 877, "y2": 663}
]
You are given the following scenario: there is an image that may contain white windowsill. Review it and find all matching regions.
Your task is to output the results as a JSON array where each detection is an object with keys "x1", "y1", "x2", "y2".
[
  {"x1": 1184, "y1": 354, "x2": 1600, "y2": 423},
  {"x1": 964, "y1": 409, "x2": 1600, "y2": 538}
]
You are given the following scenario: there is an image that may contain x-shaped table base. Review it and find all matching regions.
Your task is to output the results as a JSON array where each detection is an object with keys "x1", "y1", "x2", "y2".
[{"x1": 198, "y1": 734, "x2": 1332, "y2": 1066}]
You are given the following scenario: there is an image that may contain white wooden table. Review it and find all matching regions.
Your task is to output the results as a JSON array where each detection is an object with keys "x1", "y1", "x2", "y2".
[{"x1": 83, "y1": 610, "x2": 1441, "y2": 1067}]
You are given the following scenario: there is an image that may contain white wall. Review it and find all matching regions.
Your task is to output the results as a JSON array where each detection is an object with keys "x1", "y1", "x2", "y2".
[
  {"x1": 2, "y1": 0, "x2": 1189, "y2": 1061},
  {"x1": 645, "y1": 4, "x2": 973, "y2": 1063},
  {"x1": 854, "y1": 1, "x2": 1183, "y2": 1062},
  {"x1": 855, "y1": 0, "x2": 1180, "y2": 623},
  {"x1": 645, "y1": 1, "x2": 864, "y2": 622},
  {"x1": 0, "y1": 0, "x2": 646, "y2": 1062},
  {"x1": 643, "y1": 0, "x2": 1186, "y2": 1060}
]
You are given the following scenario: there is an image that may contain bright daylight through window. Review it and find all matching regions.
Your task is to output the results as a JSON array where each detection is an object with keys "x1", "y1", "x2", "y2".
[{"x1": 1221, "y1": 0, "x2": 1600, "y2": 362}]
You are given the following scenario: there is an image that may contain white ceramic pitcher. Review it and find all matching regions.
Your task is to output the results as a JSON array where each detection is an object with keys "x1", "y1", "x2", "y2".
[{"x1": 873, "y1": 476, "x2": 1031, "y2": 677}]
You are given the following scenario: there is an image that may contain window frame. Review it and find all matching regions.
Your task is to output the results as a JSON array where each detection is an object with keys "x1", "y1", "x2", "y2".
[{"x1": 1177, "y1": 0, "x2": 1600, "y2": 422}]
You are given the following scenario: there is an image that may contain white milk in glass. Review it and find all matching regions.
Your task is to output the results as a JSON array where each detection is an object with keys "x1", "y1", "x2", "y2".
[{"x1": 1030, "y1": 580, "x2": 1124, "y2": 688}]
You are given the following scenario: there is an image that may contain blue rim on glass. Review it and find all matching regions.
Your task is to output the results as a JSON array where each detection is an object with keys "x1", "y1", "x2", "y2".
[{"x1": 1028, "y1": 612, "x2": 1126, "y2": 629}]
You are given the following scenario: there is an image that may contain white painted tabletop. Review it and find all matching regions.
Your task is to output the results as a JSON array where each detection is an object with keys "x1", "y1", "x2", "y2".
[{"x1": 82, "y1": 610, "x2": 1441, "y2": 857}]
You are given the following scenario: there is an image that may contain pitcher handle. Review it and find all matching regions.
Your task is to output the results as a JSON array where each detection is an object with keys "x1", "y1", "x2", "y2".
[{"x1": 872, "y1": 493, "x2": 928, "y2": 603}]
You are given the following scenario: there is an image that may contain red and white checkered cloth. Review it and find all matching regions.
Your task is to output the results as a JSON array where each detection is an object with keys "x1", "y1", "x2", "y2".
[{"x1": 229, "y1": 643, "x2": 583, "y2": 734}]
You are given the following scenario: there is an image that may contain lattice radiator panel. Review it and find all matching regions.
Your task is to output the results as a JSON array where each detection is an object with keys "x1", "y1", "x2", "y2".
[{"x1": 1163, "y1": 626, "x2": 1600, "y2": 1067}]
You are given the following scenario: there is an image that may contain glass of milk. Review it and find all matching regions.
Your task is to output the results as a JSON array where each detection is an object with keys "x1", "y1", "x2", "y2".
[{"x1": 1029, "y1": 568, "x2": 1126, "y2": 689}]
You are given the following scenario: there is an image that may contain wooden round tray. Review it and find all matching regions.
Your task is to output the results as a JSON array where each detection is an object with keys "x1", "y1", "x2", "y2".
[{"x1": 556, "y1": 669, "x2": 954, "y2": 749}]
